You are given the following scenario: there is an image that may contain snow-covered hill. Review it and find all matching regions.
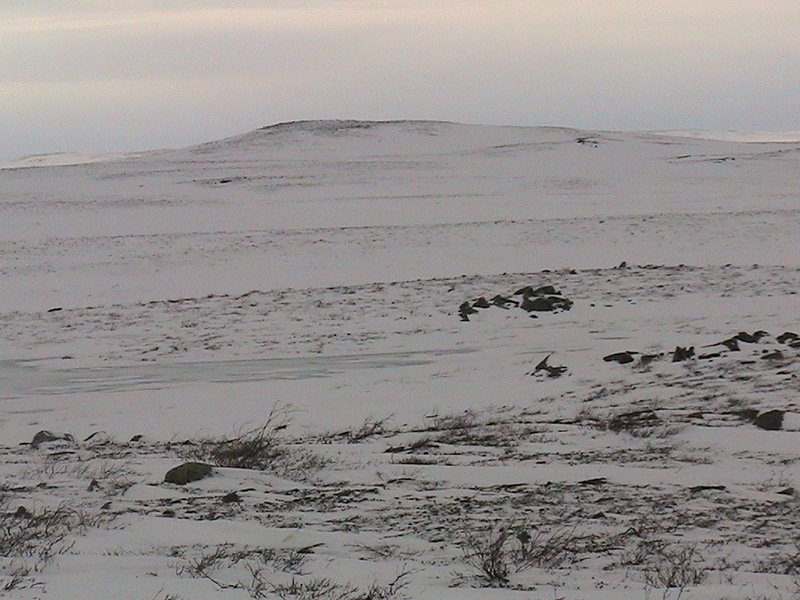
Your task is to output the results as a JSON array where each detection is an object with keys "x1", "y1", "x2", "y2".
[{"x1": 1, "y1": 121, "x2": 799, "y2": 599}]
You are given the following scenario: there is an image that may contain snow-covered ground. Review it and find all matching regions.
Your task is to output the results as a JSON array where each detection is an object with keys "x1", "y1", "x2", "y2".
[{"x1": 1, "y1": 120, "x2": 799, "y2": 599}]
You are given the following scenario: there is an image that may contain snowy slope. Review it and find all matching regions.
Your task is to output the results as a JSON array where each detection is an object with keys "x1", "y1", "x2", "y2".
[{"x1": 1, "y1": 121, "x2": 799, "y2": 599}]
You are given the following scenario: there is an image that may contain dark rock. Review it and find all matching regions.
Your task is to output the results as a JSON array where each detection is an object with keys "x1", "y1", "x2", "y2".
[
  {"x1": 698, "y1": 352, "x2": 722, "y2": 360},
  {"x1": 164, "y1": 462, "x2": 214, "y2": 485},
  {"x1": 530, "y1": 354, "x2": 568, "y2": 378},
  {"x1": 672, "y1": 346, "x2": 695, "y2": 362},
  {"x1": 130, "y1": 434, "x2": 143, "y2": 442},
  {"x1": 47, "y1": 307, "x2": 63, "y2": 313},
  {"x1": 603, "y1": 351, "x2": 636, "y2": 365},
  {"x1": 14, "y1": 506, "x2": 31, "y2": 519},
  {"x1": 30, "y1": 430, "x2": 75, "y2": 449},
  {"x1": 754, "y1": 410, "x2": 784, "y2": 431},
  {"x1": 639, "y1": 353, "x2": 662, "y2": 365},
  {"x1": 532, "y1": 285, "x2": 558, "y2": 296},
  {"x1": 688, "y1": 485, "x2": 726, "y2": 493},
  {"x1": 490, "y1": 295, "x2": 518, "y2": 308},
  {"x1": 578, "y1": 477, "x2": 607, "y2": 486},
  {"x1": 458, "y1": 301, "x2": 477, "y2": 321},
  {"x1": 777, "y1": 487, "x2": 795, "y2": 496},
  {"x1": 735, "y1": 331, "x2": 769, "y2": 343},
  {"x1": 720, "y1": 338, "x2": 740, "y2": 351},
  {"x1": 761, "y1": 350, "x2": 785, "y2": 361},
  {"x1": 221, "y1": 491, "x2": 242, "y2": 503},
  {"x1": 472, "y1": 296, "x2": 491, "y2": 309},
  {"x1": 87, "y1": 479, "x2": 100, "y2": 492},
  {"x1": 514, "y1": 285, "x2": 535, "y2": 296},
  {"x1": 521, "y1": 295, "x2": 572, "y2": 312},
  {"x1": 617, "y1": 261, "x2": 627, "y2": 269},
  {"x1": 776, "y1": 331, "x2": 799, "y2": 344},
  {"x1": 514, "y1": 285, "x2": 558, "y2": 297}
]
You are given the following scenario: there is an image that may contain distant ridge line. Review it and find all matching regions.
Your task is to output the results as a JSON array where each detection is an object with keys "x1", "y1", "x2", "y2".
[{"x1": 256, "y1": 119, "x2": 459, "y2": 133}]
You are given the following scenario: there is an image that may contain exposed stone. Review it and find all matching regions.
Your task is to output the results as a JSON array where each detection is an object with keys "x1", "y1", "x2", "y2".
[
  {"x1": 688, "y1": 485, "x2": 726, "y2": 493},
  {"x1": 164, "y1": 462, "x2": 214, "y2": 485},
  {"x1": 672, "y1": 346, "x2": 695, "y2": 362},
  {"x1": 514, "y1": 284, "x2": 558, "y2": 297},
  {"x1": 754, "y1": 410, "x2": 784, "y2": 431},
  {"x1": 514, "y1": 285, "x2": 535, "y2": 296},
  {"x1": 490, "y1": 295, "x2": 518, "y2": 308},
  {"x1": 221, "y1": 491, "x2": 242, "y2": 503},
  {"x1": 776, "y1": 331, "x2": 799, "y2": 344},
  {"x1": 472, "y1": 296, "x2": 491, "y2": 309},
  {"x1": 458, "y1": 301, "x2": 477, "y2": 322},
  {"x1": 639, "y1": 353, "x2": 662, "y2": 365},
  {"x1": 532, "y1": 285, "x2": 558, "y2": 296},
  {"x1": 720, "y1": 338, "x2": 740, "y2": 351},
  {"x1": 30, "y1": 430, "x2": 75, "y2": 449},
  {"x1": 761, "y1": 350, "x2": 785, "y2": 361},
  {"x1": 603, "y1": 351, "x2": 636, "y2": 365},
  {"x1": 735, "y1": 331, "x2": 769, "y2": 343},
  {"x1": 530, "y1": 353, "x2": 568, "y2": 378},
  {"x1": 521, "y1": 295, "x2": 572, "y2": 312}
]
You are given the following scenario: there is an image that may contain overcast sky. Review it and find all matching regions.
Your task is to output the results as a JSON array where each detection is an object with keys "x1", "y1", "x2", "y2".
[{"x1": 2, "y1": 1, "x2": 799, "y2": 161}]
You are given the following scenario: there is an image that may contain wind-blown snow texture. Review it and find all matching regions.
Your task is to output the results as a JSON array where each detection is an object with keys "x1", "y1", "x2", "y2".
[{"x1": 1, "y1": 121, "x2": 799, "y2": 599}]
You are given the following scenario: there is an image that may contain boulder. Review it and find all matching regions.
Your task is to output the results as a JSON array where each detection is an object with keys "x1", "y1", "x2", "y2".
[
  {"x1": 672, "y1": 346, "x2": 695, "y2": 362},
  {"x1": 754, "y1": 410, "x2": 784, "y2": 431},
  {"x1": 472, "y1": 297, "x2": 491, "y2": 309},
  {"x1": 603, "y1": 351, "x2": 636, "y2": 365},
  {"x1": 164, "y1": 462, "x2": 214, "y2": 485},
  {"x1": 490, "y1": 295, "x2": 518, "y2": 308},
  {"x1": 776, "y1": 331, "x2": 799, "y2": 344},
  {"x1": 514, "y1": 284, "x2": 558, "y2": 297},
  {"x1": 532, "y1": 285, "x2": 558, "y2": 297},
  {"x1": 735, "y1": 331, "x2": 769, "y2": 343},
  {"x1": 520, "y1": 295, "x2": 572, "y2": 312},
  {"x1": 30, "y1": 430, "x2": 75, "y2": 449},
  {"x1": 720, "y1": 338, "x2": 740, "y2": 351}
]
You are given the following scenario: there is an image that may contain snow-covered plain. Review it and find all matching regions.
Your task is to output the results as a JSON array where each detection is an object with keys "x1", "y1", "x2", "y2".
[{"x1": 1, "y1": 120, "x2": 799, "y2": 599}]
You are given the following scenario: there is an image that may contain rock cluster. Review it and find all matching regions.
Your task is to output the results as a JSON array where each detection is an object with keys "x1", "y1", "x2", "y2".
[{"x1": 459, "y1": 284, "x2": 573, "y2": 321}]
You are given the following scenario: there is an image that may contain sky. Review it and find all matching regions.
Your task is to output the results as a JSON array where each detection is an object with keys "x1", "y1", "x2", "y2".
[{"x1": 2, "y1": 0, "x2": 799, "y2": 161}]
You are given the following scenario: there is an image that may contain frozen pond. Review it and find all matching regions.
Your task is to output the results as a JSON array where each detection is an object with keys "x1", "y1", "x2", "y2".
[{"x1": 0, "y1": 348, "x2": 472, "y2": 399}]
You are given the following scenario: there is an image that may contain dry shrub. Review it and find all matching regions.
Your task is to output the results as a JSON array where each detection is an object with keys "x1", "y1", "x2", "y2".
[
  {"x1": 459, "y1": 520, "x2": 584, "y2": 586},
  {"x1": 180, "y1": 406, "x2": 328, "y2": 480}
]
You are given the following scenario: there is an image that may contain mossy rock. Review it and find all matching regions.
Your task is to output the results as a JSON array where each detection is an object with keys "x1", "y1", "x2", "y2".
[{"x1": 164, "y1": 462, "x2": 214, "y2": 485}]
